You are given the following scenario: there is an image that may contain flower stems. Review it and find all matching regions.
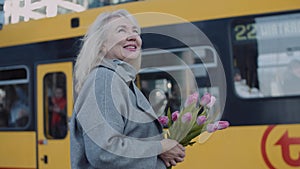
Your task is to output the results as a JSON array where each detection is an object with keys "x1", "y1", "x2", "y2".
[{"x1": 180, "y1": 125, "x2": 204, "y2": 146}]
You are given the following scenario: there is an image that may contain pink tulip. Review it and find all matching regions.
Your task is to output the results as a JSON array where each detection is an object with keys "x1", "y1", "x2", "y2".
[
  {"x1": 171, "y1": 111, "x2": 179, "y2": 121},
  {"x1": 200, "y1": 93, "x2": 211, "y2": 106},
  {"x1": 184, "y1": 92, "x2": 199, "y2": 107},
  {"x1": 206, "y1": 123, "x2": 218, "y2": 133},
  {"x1": 158, "y1": 116, "x2": 169, "y2": 126},
  {"x1": 206, "y1": 96, "x2": 216, "y2": 108},
  {"x1": 181, "y1": 112, "x2": 192, "y2": 123},
  {"x1": 206, "y1": 121, "x2": 230, "y2": 133},
  {"x1": 216, "y1": 121, "x2": 230, "y2": 130},
  {"x1": 196, "y1": 115, "x2": 207, "y2": 125}
]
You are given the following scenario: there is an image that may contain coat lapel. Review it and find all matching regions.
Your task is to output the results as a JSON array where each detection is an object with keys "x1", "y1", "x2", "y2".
[{"x1": 131, "y1": 82, "x2": 159, "y2": 119}]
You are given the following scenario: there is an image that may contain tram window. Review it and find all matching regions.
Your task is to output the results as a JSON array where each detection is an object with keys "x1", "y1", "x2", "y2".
[
  {"x1": 0, "y1": 67, "x2": 30, "y2": 129},
  {"x1": 43, "y1": 72, "x2": 67, "y2": 139},
  {"x1": 231, "y1": 12, "x2": 300, "y2": 98},
  {"x1": 140, "y1": 46, "x2": 221, "y2": 117},
  {"x1": 140, "y1": 77, "x2": 180, "y2": 115},
  {"x1": 0, "y1": 68, "x2": 27, "y2": 81}
]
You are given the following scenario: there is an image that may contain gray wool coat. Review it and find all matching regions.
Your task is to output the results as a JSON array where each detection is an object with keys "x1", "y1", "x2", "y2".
[{"x1": 70, "y1": 58, "x2": 166, "y2": 169}]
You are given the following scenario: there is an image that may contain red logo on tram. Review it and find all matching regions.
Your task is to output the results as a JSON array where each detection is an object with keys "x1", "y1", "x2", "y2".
[{"x1": 261, "y1": 125, "x2": 300, "y2": 169}]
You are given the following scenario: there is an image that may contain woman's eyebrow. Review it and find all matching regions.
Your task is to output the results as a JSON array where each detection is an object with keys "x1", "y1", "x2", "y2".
[
  {"x1": 116, "y1": 25, "x2": 127, "y2": 30},
  {"x1": 132, "y1": 25, "x2": 139, "y2": 30},
  {"x1": 116, "y1": 25, "x2": 139, "y2": 30}
]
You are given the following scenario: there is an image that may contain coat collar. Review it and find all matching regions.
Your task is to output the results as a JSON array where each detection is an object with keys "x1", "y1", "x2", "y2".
[
  {"x1": 100, "y1": 58, "x2": 137, "y2": 83},
  {"x1": 99, "y1": 58, "x2": 159, "y2": 120}
]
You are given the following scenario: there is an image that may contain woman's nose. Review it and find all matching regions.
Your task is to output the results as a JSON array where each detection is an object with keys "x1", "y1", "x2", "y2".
[{"x1": 126, "y1": 33, "x2": 139, "y2": 41}]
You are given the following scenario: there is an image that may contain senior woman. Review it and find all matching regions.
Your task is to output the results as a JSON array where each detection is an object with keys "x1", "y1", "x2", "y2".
[{"x1": 70, "y1": 9, "x2": 185, "y2": 169}]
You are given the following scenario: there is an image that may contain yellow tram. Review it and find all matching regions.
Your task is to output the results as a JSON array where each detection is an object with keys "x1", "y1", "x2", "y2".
[{"x1": 0, "y1": 0, "x2": 300, "y2": 168}]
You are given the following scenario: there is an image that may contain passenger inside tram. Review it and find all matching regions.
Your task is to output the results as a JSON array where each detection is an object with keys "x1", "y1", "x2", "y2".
[
  {"x1": 48, "y1": 86, "x2": 67, "y2": 138},
  {"x1": 233, "y1": 68, "x2": 262, "y2": 98}
]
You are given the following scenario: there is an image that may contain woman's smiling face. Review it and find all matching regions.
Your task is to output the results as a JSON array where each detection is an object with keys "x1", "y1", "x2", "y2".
[{"x1": 104, "y1": 16, "x2": 142, "y2": 62}]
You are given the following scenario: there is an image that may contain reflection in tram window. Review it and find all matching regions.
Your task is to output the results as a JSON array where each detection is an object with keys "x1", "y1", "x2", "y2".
[
  {"x1": 0, "y1": 67, "x2": 30, "y2": 128},
  {"x1": 7, "y1": 85, "x2": 29, "y2": 127},
  {"x1": 277, "y1": 59, "x2": 300, "y2": 95},
  {"x1": 232, "y1": 13, "x2": 300, "y2": 98},
  {"x1": 0, "y1": 88, "x2": 7, "y2": 127},
  {"x1": 44, "y1": 72, "x2": 67, "y2": 139},
  {"x1": 0, "y1": 85, "x2": 29, "y2": 127}
]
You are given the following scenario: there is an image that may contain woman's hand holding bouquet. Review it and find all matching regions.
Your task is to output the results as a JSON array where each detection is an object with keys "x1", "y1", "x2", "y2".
[{"x1": 158, "y1": 92, "x2": 230, "y2": 168}]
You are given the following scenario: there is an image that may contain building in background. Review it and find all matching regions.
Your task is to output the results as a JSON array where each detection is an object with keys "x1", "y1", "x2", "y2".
[
  {"x1": 0, "y1": 0, "x2": 4, "y2": 29},
  {"x1": 2, "y1": 0, "x2": 137, "y2": 24}
]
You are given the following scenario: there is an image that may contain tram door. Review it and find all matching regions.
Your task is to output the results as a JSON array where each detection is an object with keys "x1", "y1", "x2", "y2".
[{"x1": 37, "y1": 62, "x2": 73, "y2": 169}]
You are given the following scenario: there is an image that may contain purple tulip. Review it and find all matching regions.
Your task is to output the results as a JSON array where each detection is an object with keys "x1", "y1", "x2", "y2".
[
  {"x1": 200, "y1": 93, "x2": 211, "y2": 106},
  {"x1": 206, "y1": 96, "x2": 216, "y2": 108},
  {"x1": 184, "y1": 92, "x2": 199, "y2": 107},
  {"x1": 196, "y1": 115, "x2": 207, "y2": 125},
  {"x1": 158, "y1": 116, "x2": 169, "y2": 126},
  {"x1": 171, "y1": 111, "x2": 179, "y2": 121},
  {"x1": 181, "y1": 112, "x2": 192, "y2": 123}
]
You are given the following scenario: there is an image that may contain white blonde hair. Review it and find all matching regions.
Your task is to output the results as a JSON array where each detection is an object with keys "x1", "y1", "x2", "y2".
[{"x1": 74, "y1": 9, "x2": 140, "y2": 94}]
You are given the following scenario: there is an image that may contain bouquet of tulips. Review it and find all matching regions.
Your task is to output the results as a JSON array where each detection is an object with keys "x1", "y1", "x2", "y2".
[{"x1": 158, "y1": 92, "x2": 229, "y2": 147}]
